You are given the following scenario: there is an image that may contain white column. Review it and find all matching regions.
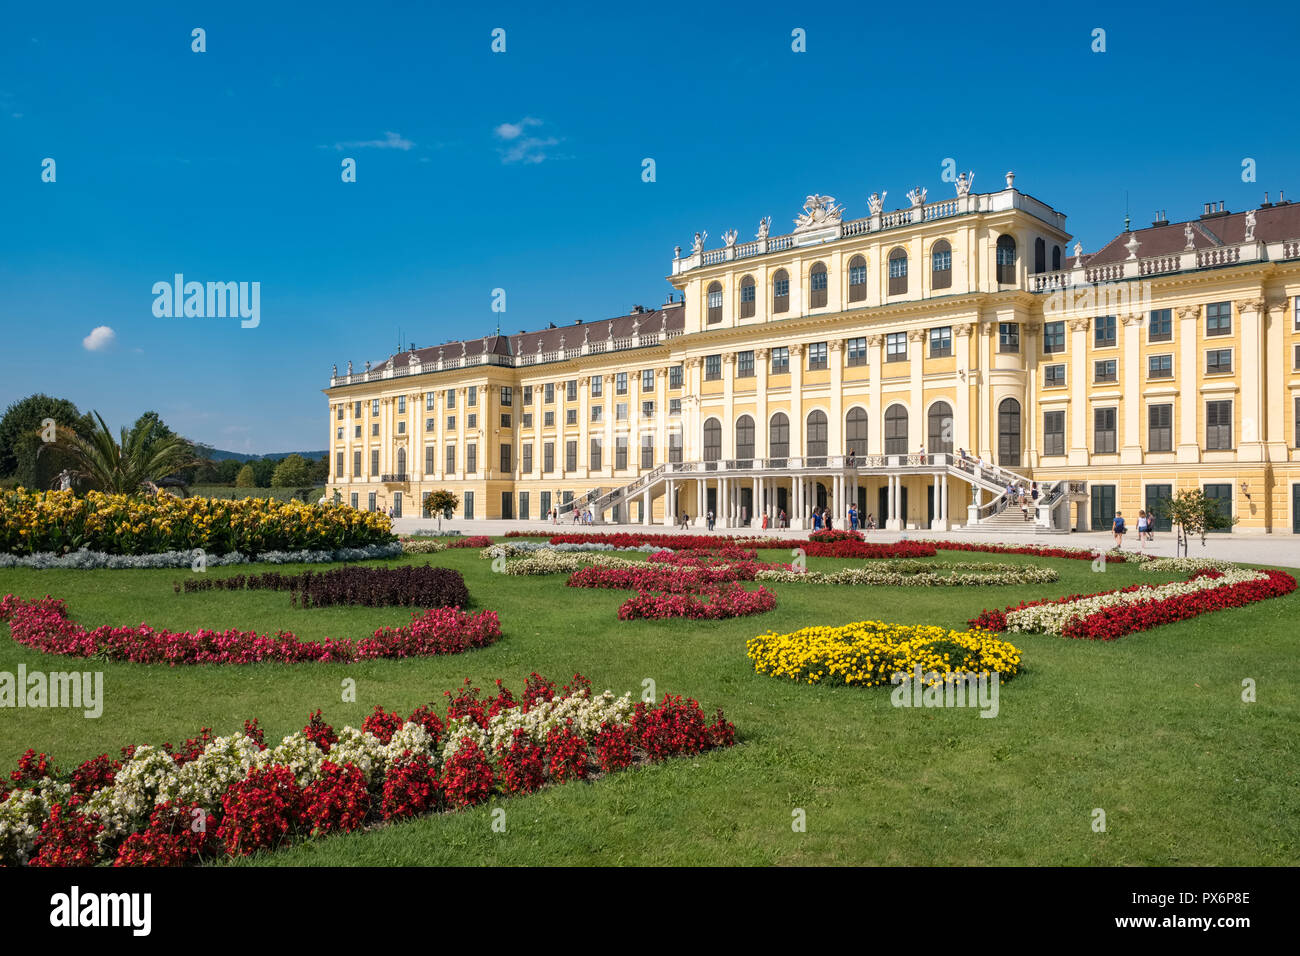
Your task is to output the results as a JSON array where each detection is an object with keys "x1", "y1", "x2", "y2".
[
  {"x1": 1176, "y1": 307, "x2": 1199, "y2": 462},
  {"x1": 663, "y1": 479, "x2": 674, "y2": 526},
  {"x1": 642, "y1": 488, "x2": 651, "y2": 525}
]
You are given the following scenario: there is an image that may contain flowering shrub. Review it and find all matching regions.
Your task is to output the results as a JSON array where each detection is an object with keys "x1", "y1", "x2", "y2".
[
  {"x1": 400, "y1": 538, "x2": 449, "y2": 554},
  {"x1": 0, "y1": 674, "x2": 737, "y2": 867},
  {"x1": 361, "y1": 706, "x2": 405, "y2": 745},
  {"x1": 0, "y1": 594, "x2": 502, "y2": 665},
  {"x1": 747, "y1": 620, "x2": 1023, "y2": 687},
  {"x1": 447, "y1": 535, "x2": 492, "y2": 549},
  {"x1": 932, "y1": 540, "x2": 1134, "y2": 563},
  {"x1": 617, "y1": 583, "x2": 777, "y2": 620},
  {"x1": 176, "y1": 564, "x2": 471, "y2": 610},
  {"x1": 756, "y1": 561, "x2": 1058, "y2": 587},
  {"x1": 567, "y1": 561, "x2": 769, "y2": 592},
  {"x1": 502, "y1": 549, "x2": 640, "y2": 575},
  {"x1": 70, "y1": 754, "x2": 119, "y2": 798},
  {"x1": 0, "y1": 489, "x2": 393, "y2": 557}
]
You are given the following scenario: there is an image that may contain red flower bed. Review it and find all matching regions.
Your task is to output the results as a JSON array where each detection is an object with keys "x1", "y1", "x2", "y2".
[
  {"x1": 935, "y1": 541, "x2": 1131, "y2": 563},
  {"x1": 1, "y1": 672, "x2": 738, "y2": 867},
  {"x1": 0, "y1": 593, "x2": 501, "y2": 665},
  {"x1": 447, "y1": 535, "x2": 492, "y2": 549},
  {"x1": 617, "y1": 583, "x2": 777, "y2": 620},
  {"x1": 1061, "y1": 569, "x2": 1296, "y2": 640},
  {"x1": 566, "y1": 561, "x2": 770, "y2": 592},
  {"x1": 175, "y1": 565, "x2": 471, "y2": 610},
  {"x1": 799, "y1": 539, "x2": 937, "y2": 558},
  {"x1": 547, "y1": 531, "x2": 937, "y2": 559},
  {"x1": 548, "y1": 532, "x2": 783, "y2": 551}
]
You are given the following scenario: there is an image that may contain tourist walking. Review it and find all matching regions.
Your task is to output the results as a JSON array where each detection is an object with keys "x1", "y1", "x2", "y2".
[
  {"x1": 706, "y1": 509, "x2": 715, "y2": 532},
  {"x1": 1112, "y1": 511, "x2": 1127, "y2": 550},
  {"x1": 1137, "y1": 510, "x2": 1149, "y2": 550},
  {"x1": 779, "y1": 508, "x2": 787, "y2": 529}
]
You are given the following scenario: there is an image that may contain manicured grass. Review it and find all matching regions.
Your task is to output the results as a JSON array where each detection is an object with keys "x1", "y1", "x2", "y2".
[{"x1": 1, "y1": 545, "x2": 1297, "y2": 866}]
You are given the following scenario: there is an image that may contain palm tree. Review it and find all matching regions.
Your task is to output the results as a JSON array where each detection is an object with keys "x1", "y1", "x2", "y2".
[{"x1": 42, "y1": 411, "x2": 201, "y2": 495}]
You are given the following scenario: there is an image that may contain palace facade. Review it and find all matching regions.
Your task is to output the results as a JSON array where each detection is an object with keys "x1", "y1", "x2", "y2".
[{"x1": 324, "y1": 172, "x2": 1300, "y2": 533}]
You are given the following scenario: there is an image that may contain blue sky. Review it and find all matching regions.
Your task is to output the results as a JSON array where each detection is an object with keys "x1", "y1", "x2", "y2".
[{"x1": 3, "y1": 0, "x2": 1297, "y2": 452}]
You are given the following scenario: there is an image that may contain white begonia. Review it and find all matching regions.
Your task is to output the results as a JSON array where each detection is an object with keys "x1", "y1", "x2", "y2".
[
  {"x1": 158, "y1": 733, "x2": 264, "y2": 811},
  {"x1": 443, "y1": 691, "x2": 634, "y2": 760},
  {"x1": 381, "y1": 721, "x2": 438, "y2": 772},
  {"x1": 83, "y1": 746, "x2": 178, "y2": 838},
  {"x1": 0, "y1": 778, "x2": 70, "y2": 865},
  {"x1": 1005, "y1": 567, "x2": 1267, "y2": 634},
  {"x1": 326, "y1": 727, "x2": 388, "y2": 783},
  {"x1": 255, "y1": 732, "x2": 327, "y2": 786}
]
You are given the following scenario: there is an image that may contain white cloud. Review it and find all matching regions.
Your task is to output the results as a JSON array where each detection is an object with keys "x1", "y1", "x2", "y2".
[
  {"x1": 82, "y1": 326, "x2": 116, "y2": 351},
  {"x1": 494, "y1": 117, "x2": 560, "y2": 164},
  {"x1": 326, "y1": 131, "x2": 414, "y2": 151}
]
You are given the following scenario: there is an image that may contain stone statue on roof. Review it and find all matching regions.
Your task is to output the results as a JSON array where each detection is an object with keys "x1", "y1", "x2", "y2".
[
  {"x1": 691, "y1": 231, "x2": 707, "y2": 254},
  {"x1": 347, "y1": 360, "x2": 353, "y2": 375},
  {"x1": 906, "y1": 186, "x2": 927, "y2": 207},
  {"x1": 1245, "y1": 209, "x2": 1257, "y2": 242},
  {"x1": 757, "y1": 216, "x2": 771, "y2": 239},
  {"x1": 955, "y1": 171, "x2": 974, "y2": 197},
  {"x1": 1184, "y1": 223, "x2": 1196, "y2": 250},
  {"x1": 868, "y1": 191, "x2": 886, "y2": 216},
  {"x1": 793, "y1": 195, "x2": 843, "y2": 231},
  {"x1": 722, "y1": 229, "x2": 737, "y2": 248}
]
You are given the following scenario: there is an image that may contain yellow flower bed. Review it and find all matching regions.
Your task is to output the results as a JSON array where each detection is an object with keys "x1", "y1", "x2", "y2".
[
  {"x1": 0, "y1": 489, "x2": 393, "y2": 556},
  {"x1": 746, "y1": 620, "x2": 1023, "y2": 688}
]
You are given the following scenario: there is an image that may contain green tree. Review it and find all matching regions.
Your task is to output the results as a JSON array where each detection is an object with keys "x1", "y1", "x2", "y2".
[
  {"x1": 424, "y1": 489, "x2": 459, "y2": 531},
  {"x1": 306, "y1": 454, "x2": 330, "y2": 485},
  {"x1": 46, "y1": 411, "x2": 201, "y2": 495},
  {"x1": 0, "y1": 394, "x2": 91, "y2": 483},
  {"x1": 271, "y1": 454, "x2": 311, "y2": 487},
  {"x1": 235, "y1": 464, "x2": 257, "y2": 487},
  {"x1": 1159, "y1": 488, "x2": 1237, "y2": 556},
  {"x1": 250, "y1": 457, "x2": 277, "y2": 487}
]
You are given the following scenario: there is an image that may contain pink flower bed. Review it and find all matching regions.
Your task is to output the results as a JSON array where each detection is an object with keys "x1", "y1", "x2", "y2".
[
  {"x1": 0, "y1": 594, "x2": 502, "y2": 665},
  {"x1": 616, "y1": 583, "x2": 777, "y2": 620}
]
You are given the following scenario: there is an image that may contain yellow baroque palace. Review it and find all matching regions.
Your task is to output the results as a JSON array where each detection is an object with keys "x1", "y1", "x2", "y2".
[{"x1": 324, "y1": 172, "x2": 1300, "y2": 534}]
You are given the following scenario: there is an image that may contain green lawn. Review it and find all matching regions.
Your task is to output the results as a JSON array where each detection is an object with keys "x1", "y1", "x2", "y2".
[{"x1": 1, "y1": 545, "x2": 1296, "y2": 866}]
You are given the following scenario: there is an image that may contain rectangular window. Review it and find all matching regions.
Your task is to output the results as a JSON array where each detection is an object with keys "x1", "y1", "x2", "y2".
[
  {"x1": 998, "y1": 322, "x2": 1019, "y2": 353},
  {"x1": 1043, "y1": 410, "x2": 1065, "y2": 456},
  {"x1": 566, "y1": 440, "x2": 577, "y2": 471},
  {"x1": 397, "y1": 395, "x2": 406, "y2": 414},
  {"x1": 466, "y1": 444, "x2": 477, "y2": 474},
  {"x1": 847, "y1": 337, "x2": 867, "y2": 366},
  {"x1": 522, "y1": 413, "x2": 533, "y2": 428},
  {"x1": 500, "y1": 386, "x2": 512, "y2": 407},
  {"x1": 500, "y1": 413, "x2": 511, "y2": 428},
  {"x1": 518, "y1": 491, "x2": 529, "y2": 520},
  {"x1": 771, "y1": 347, "x2": 790, "y2": 374},
  {"x1": 616, "y1": 403, "x2": 628, "y2": 421},
  {"x1": 1296, "y1": 396, "x2": 1300, "y2": 447},
  {"x1": 467, "y1": 386, "x2": 477, "y2": 407},
  {"x1": 371, "y1": 422, "x2": 379, "y2": 437},
  {"x1": 356, "y1": 425, "x2": 363, "y2": 439},
  {"x1": 1044, "y1": 364, "x2": 1066, "y2": 388},
  {"x1": 446, "y1": 415, "x2": 456, "y2": 431},
  {"x1": 370, "y1": 449, "x2": 379, "y2": 476},
  {"x1": 543, "y1": 411, "x2": 554, "y2": 427},
  {"x1": 464, "y1": 492, "x2": 473, "y2": 520},
  {"x1": 353, "y1": 450, "x2": 362, "y2": 477},
  {"x1": 590, "y1": 376, "x2": 602, "y2": 398},
  {"x1": 615, "y1": 436, "x2": 628, "y2": 470},
  {"x1": 1148, "y1": 354, "x2": 1173, "y2": 378},
  {"x1": 397, "y1": 421, "x2": 406, "y2": 435},
  {"x1": 522, "y1": 443, "x2": 533, "y2": 473},
  {"x1": 641, "y1": 434, "x2": 654, "y2": 468},
  {"x1": 445, "y1": 445, "x2": 455, "y2": 474},
  {"x1": 1094, "y1": 315, "x2": 1117, "y2": 348},
  {"x1": 336, "y1": 427, "x2": 343, "y2": 440},
  {"x1": 425, "y1": 417, "x2": 435, "y2": 432},
  {"x1": 886, "y1": 332, "x2": 907, "y2": 362},
  {"x1": 669, "y1": 365, "x2": 683, "y2": 388},
  {"x1": 668, "y1": 431, "x2": 683, "y2": 463},
  {"x1": 1206, "y1": 301, "x2": 1232, "y2": 336},
  {"x1": 1294, "y1": 296, "x2": 1300, "y2": 332},
  {"x1": 543, "y1": 442, "x2": 554, "y2": 473},
  {"x1": 591, "y1": 405, "x2": 604, "y2": 422},
  {"x1": 371, "y1": 399, "x2": 380, "y2": 415},
  {"x1": 1206, "y1": 400, "x2": 1233, "y2": 450},
  {"x1": 1149, "y1": 308, "x2": 1172, "y2": 342},
  {"x1": 615, "y1": 373, "x2": 627, "y2": 395},
  {"x1": 1206, "y1": 348, "x2": 1233, "y2": 374},
  {"x1": 540, "y1": 492, "x2": 551, "y2": 519},
  {"x1": 355, "y1": 401, "x2": 363, "y2": 417},
  {"x1": 641, "y1": 369, "x2": 654, "y2": 392},
  {"x1": 670, "y1": 398, "x2": 682, "y2": 416},
  {"x1": 566, "y1": 380, "x2": 577, "y2": 402},
  {"x1": 368, "y1": 492, "x2": 376, "y2": 512},
  {"x1": 706, "y1": 286, "x2": 723, "y2": 323},
  {"x1": 807, "y1": 342, "x2": 828, "y2": 370},
  {"x1": 705, "y1": 355, "x2": 722, "y2": 380},
  {"x1": 566, "y1": 409, "x2": 577, "y2": 425},
  {"x1": 351, "y1": 493, "x2": 359, "y2": 509},
  {"x1": 544, "y1": 382, "x2": 555, "y2": 404},
  {"x1": 425, "y1": 393, "x2": 435, "y2": 411},
  {"x1": 930, "y1": 327, "x2": 952, "y2": 358},
  {"x1": 424, "y1": 446, "x2": 434, "y2": 474},
  {"x1": 1094, "y1": 359, "x2": 1117, "y2": 383},
  {"x1": 740, "y1": 280, "x2": 756, "y2": 317},
  {"x1": 523, "y1": 385, "x2": 533, "y2": 405},
  {"x1": 444, "y1": 391, "x2": 455, "y2": 410},
  {"x1": 466, "y1": 413, "x2": 476, "y2": 429},
  {"x1": 737, "y1": 350, "x2": 755, "y2": 377},
  {"x1": 1148, "y1": 404, "x2": 1173, "y2": 452},
  {"x1": 1094, "y1": 407, "x2": 1117, "y2": 454},
  {"x1": 589, "y1": 438, "x2": 602, "y2": 470},
  {"x1": 641, "y1": 401, "x2": 654, "y2": 417},
  {"x1": 1043, "y1": 321, "x2": 1066, "y2": 353},
  {"x1": 336, "y1": 405, "x2": 343, "y2": 421}
]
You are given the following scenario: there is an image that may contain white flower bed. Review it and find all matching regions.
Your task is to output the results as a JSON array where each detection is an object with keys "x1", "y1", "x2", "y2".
[
  {"x1": 0, "y1": 543, "x2": 402, "y2": 571},
  {"x1": 1004, "y1": 567, "x2": 1267, "y2": 634},
  {"x1": 1138, "y1": 557, "x2": 1237, "y2": 574},
  {"x1": 481, "y1": 541, "x2": 668, "y2": 559},
  {"x1": 502, "y1": 550, "x2": 640, "y2": 575},
  {"x1": 442, "y1": 690, "x2": 634, "y2": 760},
  {"x1": 756, "y1": 562, "x2": 1058, "y2": 587}
]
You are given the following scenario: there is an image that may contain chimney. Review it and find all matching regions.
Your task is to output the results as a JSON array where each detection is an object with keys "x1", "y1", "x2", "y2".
[
  {"x1": 1151, "y1": 210, "x2": 1169, "y2": 227},
  {"x1": 573, "y1": 318, "x2": 583, "y2": 325}
]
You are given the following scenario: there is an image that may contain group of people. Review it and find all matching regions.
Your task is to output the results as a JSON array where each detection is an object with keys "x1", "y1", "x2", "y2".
[
  {"x1": 1003, "y1": 481, "x2": 1040, "y2": 521},
  {"x1": 549, "y1": 507, "x2": 595, "y2": 525},
  {"x1": 1111, "y1": 510, "x2": 1157, "y2": 550},
  {"x1": 955, "y1": 448, "x2": 989, "y2": 471}
]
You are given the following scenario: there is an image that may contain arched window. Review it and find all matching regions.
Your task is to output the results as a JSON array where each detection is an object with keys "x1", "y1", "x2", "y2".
[
  {"x1": 735, "y1": 415, "x2": 755, "y2": 460},
  {"x1": 769, "y1": 412, "x2": 790, "y2": 459},
  {"x1": 806, "y1": 410, "x2": 828, "y2": 457},
  {"x1": 931, "y1": 240, "x2": 952, "y2": 291},
  {"x1": 739, "y1": 275, "x2": 756, "y2": 319},
  {"x1": 998, "y1": 398, "x2": 1022, "y2": 466},
  {"x1": 1052, "y1": 245, "x2": 1062, "y2": 271},
  {"x1": 396, "y1": 447, "x2": 407, "y2": 476},
  {"x1": 884, "y1": 404, "x2": 909, "y2": 455},
  {"x1": 772, "y1": 269, "x2": 790, "y2": 314},
  {"x1": 927, "y1": 402, "x2": 953, "y2": 454},
  {"x1": 706, "y1": 282, "x2": 723, "y2": 324},
  {"x1": 848, "y1": 255, "x2": 867, "y2": 303},
  {"x1": 809, "y1": 262, "x2": 828, "y2": 309},
  {"x1": 996, "y1": 235, "x2": 1017, "y2": 284},
  {"x1": 703, "y1": 418, "x2": 722, "y2": 461},
  {"x1": 888, "y1": 247, "x2": 908, "y2": 296},
  {"x1": 845, "y1": 407, "x2": 868, "y2": 452},
  {"x1": 1034, "y1": 237, "x2": 1046, "y2": 274}
]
